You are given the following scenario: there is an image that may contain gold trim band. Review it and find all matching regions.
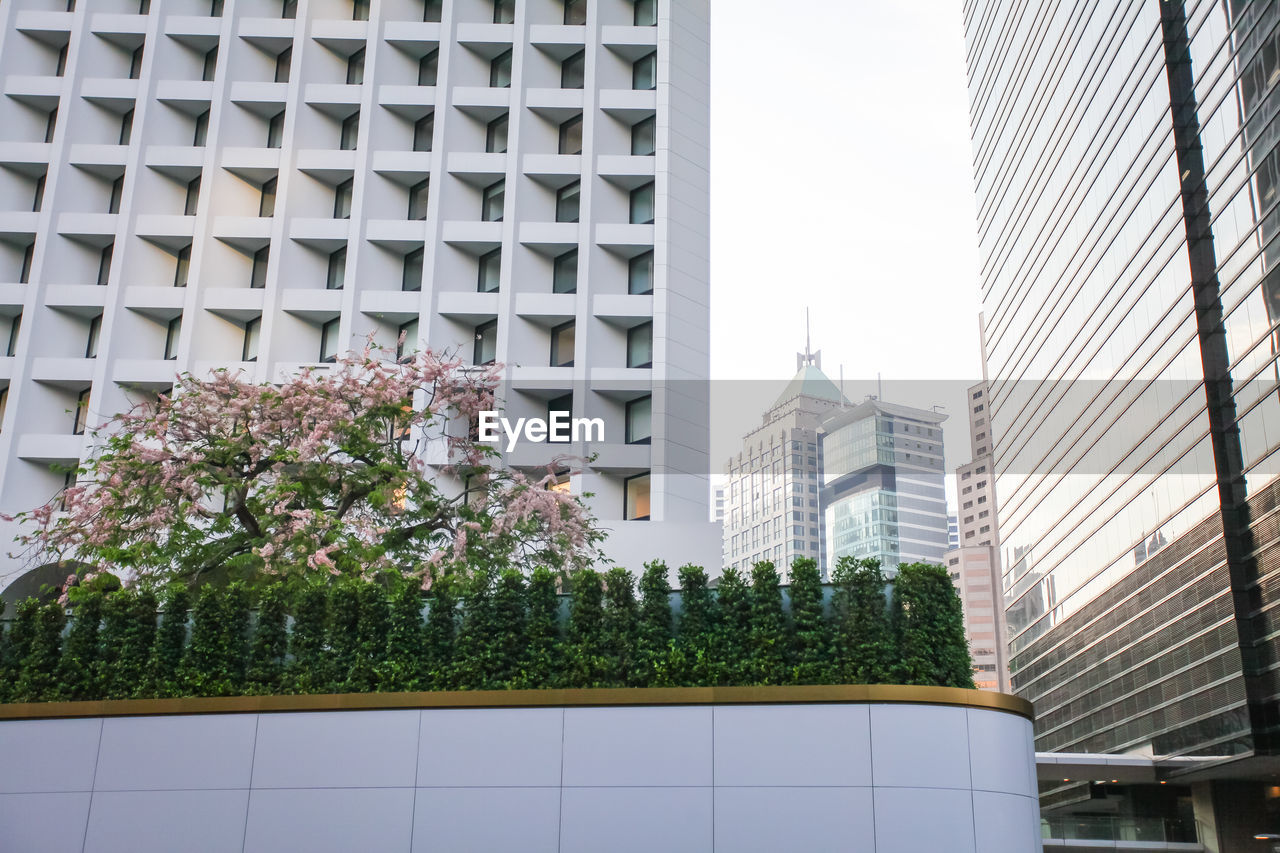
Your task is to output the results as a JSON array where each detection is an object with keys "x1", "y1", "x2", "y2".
[{"x1": 0, "y1": 685, "x2": 1033, "y2": 722}]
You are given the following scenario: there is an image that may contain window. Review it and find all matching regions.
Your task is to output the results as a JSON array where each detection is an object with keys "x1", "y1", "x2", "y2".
[
  {"x1": 556, "y1": 180, "x2": 580, "y2": 223},
  {"x1": 173, "y1": 245, "x2": 191, "y2": 287},
  {"x1": 561, "y1": 50, "x2": 585, "y2": 89},
  {"x1": 250, "y1": 246, "x2": 269, "y2": 288},
  {"x1": 119, "y1": 109, "x2": 134, "y2": 145},
  {"x1": 19, "y1": 244, "x2": 33, "y2": 284},
  {"x1": 629, "y1": 181, "x2": 655, "y2": 224},
  {"x1": 632, "y1": 0, "x2": 655, "y2": 27},
  {"x1": 4, "y1": 314, "x2": 19, "y2": 356},
  {"x1": 129, "y1": 46, "x2": 144, "y2": 80},
  {"x1": 97, "y1": 243, "x2": 114, "y2": 286},
  {"x1": 259, "y1": 177, "x2": 277, "y2": 217},
  {"x1": 340, "y1": 112, "x2": 360, "y2": 150},
  {"x1": 140, "y1": 0, "x2": 152, "y2": 13},
  {"x1": 164, "y1": 316, "x2": 181, "y2": 360},
  {"x1": 193, "y1": 110, "x2": 210, "y2": 146},
  {"x1": 327, "y1": 246, "x2": 347, "y2": 290},
  {"x1": 564, "y1": 0, "x2": 586, "y2": 24},
  {"x1": 32, "y1": 175, "x2": 45, "y2": 213},
  {"x1": 627, "y1": 322, "x2": 652, "y2": 367},
  {"x1": 559, "y1": 114, "x2": 583, "y2": 155},
  {"x1": 184, "y1": 176, "x2": 201, "y2": 215},
  {"x1": 490, "y1": 49, "x2": 513, "y2": 88},
  {"x1": 633, "y1": 51, "x2": 657, "y2": 90},
  {"x1": 402, "y1": 247, "x2": 424, "y2": 291},
  {"x1": 413, "y1": 113, "x2": 434, "y2": 151},
  {"x1": 397, "y1": 318, "x2": 419, "y2": 361},
  {"x1": 626, "y1": 395, "x2": 651, "y2": 444},
  {"x1": 320, "y1": 318, "x2": 341, "y2": 362},
  {"x1": 73, "y1": 389, "x2": 91, "y2": 435},
  {"x1": 45, "y1": 109, "x2": 57, "y2": 143},
  {"x1": 552, "y1": 249, "x2": 577, "y2": 293},
  {"x1": 408, "y1": 178, "x2": 429, "y2": 219},
  {"x1": 334, "y1": 178, "x2": 353, "y2": 219},
  {"x1": 352, "y1": 0, "x2": 370, "y2": 21},
  {"x1": 267, "y1": 110, "x2": 285, "y2": 148},
  {"x1": 624, "y1": 472, "x2": 650, "y2": 520},
  {"x1": 628, "y1": 250, "x2": 653, "y2": 294},
  {"x1": 418, "y1": 49, "x2": 439, "y2": 86},
  {"x1": 481, "y1": 179, "x2": 505, "y2": 221},
  {"x1": 202, "y1": 46, "x2": 218, "y2": 81},
  {"x1": 631, "y1": 115, "x2": 656, "y2": 155},
  {"x1": 281, "y1": 0, "x2": 297, "y2": 18},
  {"x1": 274, "y1": 46, "x2": 292, "y2": 83},
  {"x1": 423, "y1": 0, "x2": 442, "y2": 23},
  {"x1": 477, "y1": 248, "x2": 501, "y2": 292},
  {"x1": 242, "y1": 317, "x2": 261, "y2": 361},
  {"x1": 85, "y1": 314, "x2": 101, "y2": 359},
  {"x1": 346, "y1": 48, "x2": 365, "y2": 85},
  {"x1": 550, "y1": 321, "x2": 574, "y2": 367},
  {"x1": 548, "y1": 393, "x2": 572, "y2": 442},
  {"x1": 486, "y1": 114, "x2": 509, "y2": 153},
  {"x1": 493, "y1": 0, "x2": 515, "y2": 23},
  {"x1": 56, "y1": 44, "x2": 68, "y2": 77},
  {"x1": 474, "y1": 319, "x2": 497, "y2": 364}
]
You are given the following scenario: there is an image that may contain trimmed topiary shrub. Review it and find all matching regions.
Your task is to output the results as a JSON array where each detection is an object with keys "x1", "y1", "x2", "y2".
[
  {"x1": 149, "y1": 584, "x2": 190, "y2": 698},
  {"x1": 518, "y1": 567, "x2": 560, "y2": 689},
  {"x1": 452, "y1": 569, "x2": 497, "y2": 690},
  {"x1": 490, "y1": 569, "x2": 528, "y2": 689},
  {"x1": 248, "y1": 583, "x2": 288, "y2": 694},
  {"x1": 15, "y1": 601, "x2": 64, "y2": 702},
  {"x1": 831, "y1": 557, "x2": 892, "y2": 684},
  {"x1": 99, "y1": 588, "x2": 157, "y2": 699},
  {"x1": 288, "y1": 584, "x2": 328, "y2": 694},
  {"x1": 327, "y1": 581, "x2": 362, "y2": 693},
  {"x1": 423, "y1": 575, "x2": 458, "y2": 690},
  {"x1": 381, "y1": 582, "x2": 425, "y2": 692},
  {"x1": 602, "y1": 567, "x2": 640, "y2": 687},
  {"x1": 892, "y1": 562, "x2": 976, "y2": 689},
  {"x1": 637, "y1": 560, "x2": 674, "y2": 686},
  {"x1": 58, "y1": 590, "x2": 103, "y2": 701},
  {"x1": 714, "y1": 566, "x2": 751, "y2": 686},
  {"x1": 748, "y1": 561, "x2": 789, "y2": 685},
  {"x1": 674, "y1": 563, "x2": 716, "y2": 687},
  {"x1": 788, "y1": 557, "x2": 830, "y2": 684},
  {"x1": 565, "y1": 568, "x2": 608, "y2": 688}
]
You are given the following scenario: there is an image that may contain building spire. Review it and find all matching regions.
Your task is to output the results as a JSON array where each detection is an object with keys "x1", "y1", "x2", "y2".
[{"x1": 797, "y1": 308, "x2": 821, "y2": 371}]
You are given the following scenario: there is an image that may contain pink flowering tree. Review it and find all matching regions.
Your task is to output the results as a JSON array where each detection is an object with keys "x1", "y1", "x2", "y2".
[{"x1": 7, "y1": 347, "x2": 603, "y2": 586}]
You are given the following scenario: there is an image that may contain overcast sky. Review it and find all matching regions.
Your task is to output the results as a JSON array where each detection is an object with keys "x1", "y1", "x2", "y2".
[{"x1": 708, "y1": 0, "x2": 983, "y2": 386}]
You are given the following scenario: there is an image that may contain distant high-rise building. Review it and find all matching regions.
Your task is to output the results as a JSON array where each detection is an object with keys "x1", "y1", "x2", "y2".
[{"x1": 947, "y1": 514, "x2": 959, "y2": 550}]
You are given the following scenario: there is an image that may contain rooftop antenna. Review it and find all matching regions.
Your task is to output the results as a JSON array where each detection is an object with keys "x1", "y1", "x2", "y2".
[
  {"x1": 839, "y1": 364, "x2": 845, "y2": 404},
  {"x1": 878, "y1": 372, "x2": 883, "y2": 401},
  {"x1": 796, "y1": 308, "x2": 821, "y2": 371}
]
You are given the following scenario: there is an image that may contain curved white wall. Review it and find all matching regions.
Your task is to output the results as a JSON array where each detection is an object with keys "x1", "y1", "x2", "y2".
[{"x1": 0, "y1": 701, "x2": 1041, "y2": 853}]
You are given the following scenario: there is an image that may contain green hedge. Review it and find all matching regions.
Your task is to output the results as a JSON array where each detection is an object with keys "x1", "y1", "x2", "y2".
[{"x1": 0, "y1": 558, "x2": 976, "y2": 703}]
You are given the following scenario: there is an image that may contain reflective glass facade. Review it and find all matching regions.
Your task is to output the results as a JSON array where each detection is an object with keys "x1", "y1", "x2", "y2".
[{"x1": 966, "y1": 0, "x2": 1280, "y2": 761}]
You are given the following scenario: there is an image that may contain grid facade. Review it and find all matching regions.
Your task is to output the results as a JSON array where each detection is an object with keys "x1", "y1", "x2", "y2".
[{"x1": 0, "y1": 0, "x2": 713, "y2": 580}]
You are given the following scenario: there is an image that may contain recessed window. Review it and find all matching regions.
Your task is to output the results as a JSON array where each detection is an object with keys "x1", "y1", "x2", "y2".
[
  {"x1": 274, "y1": 46, "x2": 292, "y2": 83},
  {"x1": 477, "y1": 248, "x2": 501, "y2": 293},
  {"x1": 562, "y1": 50, "x2": 585, "y2": 89},
  {"x1": 632, "y1": 115, "x2": 656, "y2": 155},
  {"x1": 550, "y1": 321, "x2": 575, "y2": 367},
  {"x1": 242, "y1": 317, "x2": 261, "y2": 361},
  {"x1": 4, "y1": 314, "x2": 20, "y2": 356},
  {"x1": 474, "y1": 319, "x2": 497, "y2": 365},
  {"x1": 408, "y1": 178, "x2": 430, "y2": 219},
  {"x1": 320, "y1": 318, "x2": 341, "y2": 363},
  {"x1": 107, "y1": 174, "x2": 123, "y2": 214},
  {"x1": 413, "y1": 113, "x2": 434, "y2": 152},
  {"x1": 173, "y1": 245, "x2": 191, "y2": 287},
  {"x1": 85, "y1": 314, "x2": 102, "y2": 359},
  {"x1": 97, "y1": 243, "x2": 114, "y2": 287},
  {"x1": 402, "y1": 247, "x2": 424, "y2": 292},
  {"x1": 397, "y1": 318, "x2": 419, "y2": 361},
  {"x1": 490, "y1": 49, "x2": 513, "y2": 88},
  {"x1": 493, "y1": 0, "x2": 515, "y2": 24},
  {"x1": 628, "y1": 250, "x2": 654, "y2": 295},
  {"x1": 267, "y1": 110, "x2": 285, "y2": 148},
  {"x1": 164, "y1": 316, "x2": 181, "y2": 360},
  {"x1": 45, "y1": 109, "x2": 57, "y2": 143},
  {"x1": 340, "y1": 111, "x2": 360, "y2": 150},
  {"x1": 250, "y1": 246, "x2": 269, "y2": 288},
  {"x1": 281, "y1": 0, "x2": 297, "y2": 19},
  {"x1": 334, "y1": 178, "x2": 354, "y2": 219},
  {"x1": 486, "y1": 114, "x2": 509, "y2": 154},
  {"x1": 31, "y1": 175, "x2": 45, "y2": 213},
  {"x1": 559, "y1": 114, "x2": 583, "y2": 155},
  {"x1": 129, "y1": 46, "x2": 144, "y2": 80},
  {"x1": 635, "y1": 0, "x2": 657, "y2": 26},
  {"x1": 556, "y1": 180, "x2": 580, "y2": 223},
  {"x1": 346, "y1": 47, "x2": 365, "y2": 84},
  {"x1": 139, "y1": 0, "x2": 151, "y2": 13},
  {"x1": 202, "y1": 46, "x2": 219, "y2": 81},
  {"x1": 352, "y1": 0, "x2": 370, "y2": 21},
  {"x1": 259, "y1": 177, "x2": 277, "y2": 217},
  {"x1": 564, "y1": 0, "x2": 586, "y2": 25},
  {"x1": 417, "y1": 49, "x2": 440, "y2": 86},
  {"x1": 19, "y1": 245, "x2": 33, "y2": 284},
  {"x1": 630, "y1": 181, "x2": 655, "y2": 224},
  {"x1": 72, "y1": 388, "x2": 91, "y2": 436},
  {"x1": 633, "y1": 51, "x2": 657, "y2": 90},
  {"x1": 627, "y1": 321, "x2": 652, "y2": 368},
  {"x1": 553, "y1": 249, "x2": 577, "y2": 293},
  {"x1": 56, "y1": 44, "x2": 68, "y2": 77},
  {"x1": 624, "y1": 472, "x2": 651, "y2": 520},
  {"x1": 184, "y1": 175, "x2": 201, "y2": 216},
  {"x1": 482, "y1": 179, "x2": 505, "y2": 222},
  {"x1": 626, "y1": 395, "x2": 652, "y2": 444},
  {"x1": 327, "y1": 246, "x2": 347, "y2": 290},
  {"x1": 193, "y1": 110, "x2": 210, "y2": 147},
  {"x1": 423, "y1": 0, "x2": 442, "y2": 22},
  {"x1": 119, "y1": 109, "x2": 134, "y2": 145},
  {"x1": 548, "y1": 393, "x2": 573, "y2": 442}
]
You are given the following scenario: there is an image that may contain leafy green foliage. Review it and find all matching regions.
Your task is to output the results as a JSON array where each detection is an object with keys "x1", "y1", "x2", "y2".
[
  {"x1": 288, "y1": 584, "x2": 328, "y2": 694},
  {"x1": 602, "y1": 567, "x2": 640, "y2": 687},
  {"x1": 381, "y1": 582, "x2": 425, "y2": 691},
  {"x1": 674, "y1": 563, "x2": 716, "y2": 687},
  {"x1": 637, "y1": 561, "x2": 674, "y2": 686},
  {"x1": 14, "y1": 602, "x2": 64, "y2": 702},
  {"x1": 58, "y1": 591, "x2": 103, "y2": 700},
  {"x1": 831, "y1": 557, "x2": 893, "y2": 684},
  {"x1": 892, "y1": 562, "x2": 976, "y2": 688},
  {"x1": 565, "y1": 569, "x2": 609, "y2": 688},
  {"x1": 788, "y1": 557, "x2": 830, "y2": 684},
  {"x1": 248, "y1": 584, "x2": 289, "y2": 694},
  {"x1": 452, "y1": 569, "x2": 496, "y2": 690},
  {"x1": 3, "y1": 600, "x2": 38, "y2": 702},
  {"x1": 490, "y1": 569, "x2": 527, "y2": 689},
  {"x1": 422, "y1": 576, "x2": 457, "y2": 690},
  {"x1": 518, "y1": 567, "x2": 560, "y2": 689},
  {"x1": 99, "y1": 588, "x2": 157, "y2": 699},
  {"x1": 149, "y1": 584, "x2": 190, "y2": 698},
  {"x1": 713, "y1": 567, "x2": 751, "y2": 686},
  {"x1": 327, "y1": 581, "x2": 363, "y2": 693},
  {"x1": 181, "y1": 584, "x2": 242, "y2": 697},
  {"x1": 748, "y1": 561, "x2": 789, "y2": 685}
]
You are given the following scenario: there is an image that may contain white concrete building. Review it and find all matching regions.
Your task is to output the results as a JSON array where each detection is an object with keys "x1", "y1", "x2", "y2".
[{"x1": 0, "y1": 0, "x2": 716, "y2": 585}]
